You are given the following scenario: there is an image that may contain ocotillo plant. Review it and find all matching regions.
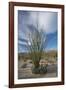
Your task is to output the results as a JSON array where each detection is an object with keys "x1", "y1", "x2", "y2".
[
  {"x1": 27, "y1": 27, "x2": 46, "y2": 68},
  {"x1": 27, "y1": 12, "x2": 47, "y2": 69}
]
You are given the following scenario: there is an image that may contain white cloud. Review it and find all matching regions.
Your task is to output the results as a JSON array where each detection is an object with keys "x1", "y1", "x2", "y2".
[{"x1": 29, "y1": 11, "x2": 57, "y2": 34}]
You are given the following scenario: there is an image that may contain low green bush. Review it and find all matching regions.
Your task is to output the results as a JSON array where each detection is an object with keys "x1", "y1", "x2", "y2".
[
  {"x1": 32, "y1": 66, "x2": 40, "y2": 74},
  {"x1": 39, "y1": 65, "x2": 47, "y2": 74},
  {"x1": 21, "y1": 63, "x2": 27, "y2": 68},
  {"x1": 32, "y1": 65, "x2": 47, "y2": 74}
]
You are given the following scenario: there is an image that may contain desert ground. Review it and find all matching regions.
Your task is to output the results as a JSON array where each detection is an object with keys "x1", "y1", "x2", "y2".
[{"x1": 18, "y1": 59, "x2": 57, "y2": 79}]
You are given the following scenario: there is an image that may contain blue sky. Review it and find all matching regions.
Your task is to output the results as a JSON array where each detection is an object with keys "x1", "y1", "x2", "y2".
[{"x1": 18, "y1": 10, "x2": 58, "y2": 53}]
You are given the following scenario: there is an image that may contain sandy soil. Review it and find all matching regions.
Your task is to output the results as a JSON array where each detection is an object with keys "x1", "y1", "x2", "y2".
[{"x1": 18, "y1": 59, "x2": 57, "y2": 79}]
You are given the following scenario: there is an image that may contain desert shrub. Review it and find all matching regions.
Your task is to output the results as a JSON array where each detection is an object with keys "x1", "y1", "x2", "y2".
[
  {"x1": 39, "y1": 65, "x2": 47, "y2": 74},
  {"x1": 32, "y1": 65, "x2": 47, "y2": 74},
  {"x1": 29, "y1": 61, "x2": 32, "y2": 63},
  {"x1": 21, "y1": 63, "x2": 27, "y2": 68},
  {"x1": 32, "y1": 66, "x2": 40, "y2": 74}
]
